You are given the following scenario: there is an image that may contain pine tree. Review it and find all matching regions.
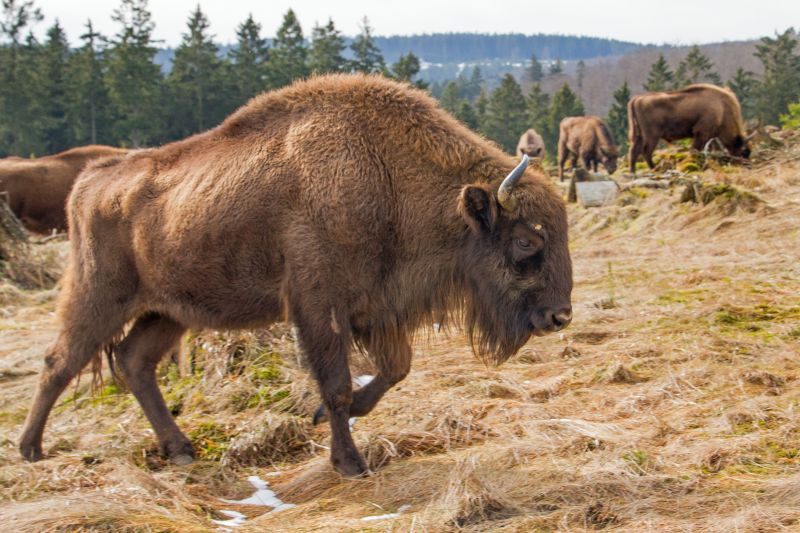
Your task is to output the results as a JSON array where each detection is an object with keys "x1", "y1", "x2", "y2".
[
  {"x1": 546, "y1": 82, "x2": 584, "y2": 156},
  {"x1": 0, "y1": 0, "x2": 44, "y2": 155},
  {"x1": 391, "y1": 52, "x2": 420, "y2": 81},
  {"x1": 549, "y1": 58, "x2": 563, "y2": 76},
  {"x1": 674, "y1": 45, "x2": 720, "y2": 87},
  {"x1": 439, "y1": 81, "x2": 461, "y2": 114},
  {"x1": 475, "y1": 89, "x2": 488, "y2": 132},
  {"x1": 167, "y1": 5, "x2": 227, "y2": 138},
  {"x1": 526, "y1": 53, "x2": 544, "y2": 82},
  {"x1": 576, "y1": 59, "x2": 586, "y2": 93},
  {"x1": 266, "y1": 9, "x2": 308, "y2": 88},
  {"x1": 482, "y1": 74, "x2": 528, "y2": 153},
  {"x1": 461, "y1": 66, "x2": 483, "y2": 101},
  {"x1": 105, "y1": 0, "x2": 164, "y2": 147},
  {"x1": 455, "y1": 100, "x2": 479, "y2": 130},
  {"x1": 308, "y1": 18, "x2": 347, "y2": 75},
  {"x1": 754, "y1": 29, "x2": 800, "y2": 124},
  {"x1": 643, "y1": 54, "x2": 674, "y2": 92},
  {"x1": 39, "y1": 20, "x2": 71, "y2": 153},
  {"x1": 350, "y1": 17, "x2": 384, "y2": 74},
  {"x1": 68, "y1": 20, "x2": 110, "y2": 145},
  {"x1": 606, "y1": 81, "x2": 631, "y2": 153},
  {"x1": 229, "y1": 14, "x2": 269, "y2": 107},
  {"x1": 727, "y1": 67, "x2": 758, "y2": 120},
  {"x1": 526, "y1": 83, "x2": 550, "y2": 142}
]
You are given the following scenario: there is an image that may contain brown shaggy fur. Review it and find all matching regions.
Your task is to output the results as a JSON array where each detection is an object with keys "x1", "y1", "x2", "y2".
[
  {"x1": 557, "y1": 116, "x2": 618, "y2": 181},
  {"x1": 19, "y1": 74, "x2": 573, "y2": 477},
  {"x1": 628, "y1": 84, "x2": 750, "y2": 173},
  {"x1": 0, "y1": 145, "x2": 128, "y2": 233},
  {"x1": 516, "y1": 129, "x2": 546, "y2": 159}
]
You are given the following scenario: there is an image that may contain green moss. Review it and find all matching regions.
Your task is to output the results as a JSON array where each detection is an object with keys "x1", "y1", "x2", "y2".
[
  {"x1": 654, "y1": 288, "x2": 708, "y2": 305},
  {"x1": 231, "y1": 386, "x2": 290, "y2": 411},
  {"x1": 622, "y1": 449, "x2": 649, "y2": 475},
  {"x1": 188, "y1": 421, "x2": 233, "y2": 461}
]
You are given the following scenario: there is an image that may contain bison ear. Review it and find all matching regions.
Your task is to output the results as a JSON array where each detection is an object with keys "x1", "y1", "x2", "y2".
[{"x1": 458, "y1": 184, "x2": 498, "y2": 234}]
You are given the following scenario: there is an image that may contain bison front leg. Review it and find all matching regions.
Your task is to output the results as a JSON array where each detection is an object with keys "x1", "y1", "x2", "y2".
[
  {"x1": 314, "y1": 329, "x2": 412, "y2": 422},
  {"x1": 295, "y1": 308, "x2": 368, "y2": 478}
]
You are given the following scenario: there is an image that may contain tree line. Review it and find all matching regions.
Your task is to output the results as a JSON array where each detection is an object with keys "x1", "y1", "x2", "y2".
[
  {"x1": 1, "y1": 0, "x2": 798, "y2": 161},
  {"x1": 0, "y1": 0, "x2": 425, "y2": 157}
]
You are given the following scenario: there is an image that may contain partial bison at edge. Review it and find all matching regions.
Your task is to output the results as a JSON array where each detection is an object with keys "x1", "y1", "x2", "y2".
[{"x1": 19, "y1": 74, "x2": 573, "y2": 477}]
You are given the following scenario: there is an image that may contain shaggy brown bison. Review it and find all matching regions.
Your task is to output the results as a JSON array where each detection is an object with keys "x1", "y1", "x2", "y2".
[
  {"x1": 0, "y1": 145, "x2": 128, "y2": 233},
  {"x1": 557, "y1": 116, "x2": 618, "y2": 181},
  {"x1": 19, "y1": 75, "x2": 573, "y2": 477},
  {"x1": 628, "y1": 84, "x2": 751, "y2": 173},
  {"x1": 516, "y1": 129, "x2": 546, "y2": 159}
]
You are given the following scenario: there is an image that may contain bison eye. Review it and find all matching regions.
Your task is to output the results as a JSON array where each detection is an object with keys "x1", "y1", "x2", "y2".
[{"x1": 516, "y1": 238, "x2": 532, "y2": 248}]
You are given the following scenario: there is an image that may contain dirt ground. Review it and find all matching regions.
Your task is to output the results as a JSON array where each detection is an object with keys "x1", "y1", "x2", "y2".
[{"x1": 0, "y1": 140, "x2": 799, "y2": 532}]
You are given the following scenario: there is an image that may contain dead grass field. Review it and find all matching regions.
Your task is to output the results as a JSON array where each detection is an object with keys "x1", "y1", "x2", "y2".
[{"x1": 0, "y1": 138, "x2": 799, "y2": 532}]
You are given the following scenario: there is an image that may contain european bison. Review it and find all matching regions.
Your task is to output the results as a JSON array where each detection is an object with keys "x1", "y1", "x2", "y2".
[
  {"x1": 20, "y1": 75, "x2": 573, "y2": 477},
  {"x1": 0, "y1": 145, "x2": 128, "y2": 233},
  {"x1": 628, "y1": 84, "x2": 751, "y2": 173},
  {"x1": 557, "y1": 116, "x2": 618, "y2": 181},
  {"x1": 516, "y1": 129, "x2": 546, "y2": 159}
]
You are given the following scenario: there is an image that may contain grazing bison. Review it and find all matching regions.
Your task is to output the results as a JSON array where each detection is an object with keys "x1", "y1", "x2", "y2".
[
  {"x1": 20, "y1": 75, "x2": 573, "y2": 477},
  {"x1": 557, "y1": 116, "x2": 618, "y2": 181},
  {"x1": 628, "y1": 84, "x2": 751, "y2": 173},
  {"x1": 0, "y1": 145, "x2": 128, "y2": 233},
  {"x1": 516, "y1": 129, "x2": 546, "y2": 159}
]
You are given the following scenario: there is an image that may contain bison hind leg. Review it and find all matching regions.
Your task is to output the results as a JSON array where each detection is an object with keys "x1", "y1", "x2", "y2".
[{"x1": 114, "y1": 313, "x2": 192, "y2": 464}]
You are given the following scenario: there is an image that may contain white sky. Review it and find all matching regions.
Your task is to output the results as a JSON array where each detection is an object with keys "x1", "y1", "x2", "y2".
[{"x1": 30, "y1": 1, "x2": 799, "y2": 47}]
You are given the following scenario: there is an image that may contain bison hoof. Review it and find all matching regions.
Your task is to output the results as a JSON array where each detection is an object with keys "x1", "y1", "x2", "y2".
[
  {"x1": 170, "y1": 453, "x2": 195, "y2": 466},
  {"x1": 312, "y1": 404, "x2": 328, "y2": 425},
  {"x1": 19, "y1": 443, "x2": 44, "y2": 462},
  {"x1": 332, "y1": 455, "x2": 371, "y2": 478}
]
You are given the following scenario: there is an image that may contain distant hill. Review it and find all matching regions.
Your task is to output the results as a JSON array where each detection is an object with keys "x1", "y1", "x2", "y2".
[{"x1": 154, "y1": 32, "x2": 643, "y2": 79}]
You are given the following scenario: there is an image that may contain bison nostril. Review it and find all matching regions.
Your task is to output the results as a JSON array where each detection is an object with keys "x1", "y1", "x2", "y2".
[{"x1": 552, "y1": 308, "x2": 573, "y2": 330}]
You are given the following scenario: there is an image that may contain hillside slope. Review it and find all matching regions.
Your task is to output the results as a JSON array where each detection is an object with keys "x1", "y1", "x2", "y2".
[{"x1": 0, "y1": 136, "x2": 799, "y2": 531}]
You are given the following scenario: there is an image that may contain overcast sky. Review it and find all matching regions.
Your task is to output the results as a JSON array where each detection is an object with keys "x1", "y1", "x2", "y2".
[{"x1": 30, "y1": 1, "x2": 798, "y2": 47}]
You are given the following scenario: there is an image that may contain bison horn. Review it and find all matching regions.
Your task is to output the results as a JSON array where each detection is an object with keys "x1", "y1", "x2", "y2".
[{"x1": 497, "y1": 154, "x2": 529, "y2": 212}]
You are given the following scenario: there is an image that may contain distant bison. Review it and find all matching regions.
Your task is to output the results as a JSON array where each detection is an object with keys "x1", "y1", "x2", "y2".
[
  {"x1": 20, "y1": 75, "x2": 573, "y2": 477},
  {"x1": 0, "y1": 145, "x2": 128, "y2": 233},
  {"x1": 516, "y1": 129, "x2": 546, "y2": 159},
  {"x1": 557, "y1": 116, "x2": 619, "y2": 181},
  {"x1": 628, "y1": 84, "x2": 751, "y2": 173}
]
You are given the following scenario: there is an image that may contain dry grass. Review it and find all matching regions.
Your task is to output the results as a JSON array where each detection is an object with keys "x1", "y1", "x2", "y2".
[{"x1": 1, "y1": 137, "x2": 800, "y2": 531}]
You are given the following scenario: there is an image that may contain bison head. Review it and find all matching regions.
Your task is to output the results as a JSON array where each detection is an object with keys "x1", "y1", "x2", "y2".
[
  {"x1": 519, "y1": 144, "x2": 544, "y2": 158},
  {"x1": 601, "y1": 148, "x2": 619, "y2": 175},
  {"x1": 457, "y1": 155, "x2": 573, "y2": 363},
  {"x1": 731, "y1": 134, "x2": 751, "y2": 159}
]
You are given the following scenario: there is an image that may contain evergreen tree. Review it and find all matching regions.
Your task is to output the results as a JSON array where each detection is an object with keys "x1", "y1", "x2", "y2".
[
  {"x1": 643, "y1": 54, "x2": 674, "y2": 92},
  {"x1": 439, "y1": 81, "x2": 461, "y2": 114},
  {"x1": 482, "y1": 74, "x2": 528, "y2": 153},
  {"x1": 545, "y1": 82, "x2": 584, "y2": 156},
  {"x1": 526, "y1": 53, "x2": 544, "y2": 82},
  {"x1": 674, "y1": 45, "x2": 720, "y2": 87},
  {"x1": 576, "y1": 59, "x2": 586, "y2": 93},
  {"x1": 526, "y1": 83, "x2": 550, "y2": 142},
  {"x1": 266, "y1": 9, "x2": 308, "y2": 88},
  {"x1": 754, "y1": 29, "x2": 800, "y2": 124},
  {"x1": 350, "y1": 17, "x2": 384, "y2": 74},
  {"x1": 606, "y1": 81, "x2": 631, "y2": 153},
  {"x1": 727, "y1": 67, "x2": 758, "y2": 120},
  {"x1": 475, "y1": 89, "x2": 488, "y2": 132},
  {"x1": 167, "y1": 5, "x2": 228, "y2": 138},
  {"x1": 455, "y1": 100, "x2": 479, "y2": 130},
  {"x1": 229, "y1": 14, "x2": 268, "y2": 107},
  {"x1": 39, "y1": 20, "x2": 71, "y2": 153},
  {"x1": 105, "y1": 0, "x2": 164, "y2": 147},
  {"x1": 308, "y1": 18, "x2": 347, "y2": 75},
  {"x1": 0, "y1": 0, "x2": 44, "y2": 156},
  {"x1": 549, "y1": 58, "x2": 563, "y2": 76},
  {"x1": 461, "y1": 66, "x2": 483, "y2": 101},
  {"x1": 391, "y1": 52, "x2": 418, "y2": 80},
  {"x1": 68, "y1": 20, "x2": 110, "y2": 145}
]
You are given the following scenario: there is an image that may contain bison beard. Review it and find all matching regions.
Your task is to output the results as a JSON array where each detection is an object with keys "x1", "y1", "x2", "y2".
[{"x1": 18, "y1": 75, "x2": 572, "y2": 478}]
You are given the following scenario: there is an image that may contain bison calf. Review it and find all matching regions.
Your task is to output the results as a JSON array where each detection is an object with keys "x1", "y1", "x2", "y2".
[
  {"x1": 20, "y1": 75, "x2": 573, "y2": 477},
  {"x1": 557, "y1": 116, "x2": 618, "y2": 181},
  {"x1": 0, "y1": 145, "x2": 127, "y2": 233}
]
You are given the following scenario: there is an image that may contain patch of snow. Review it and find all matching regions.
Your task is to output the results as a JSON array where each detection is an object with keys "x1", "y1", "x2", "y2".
[
  {"x1": 212, "y1": 509, "x2": 246, "y2": 528},
  {"x1": 361, "y1": 504, "x2": 412, "y2": 522},
  {"x1": 221, "y1": 476, "x2": 296, "y2": 512},
  {"x1": 353, "y1": 375, "x2": 375, "y2": 387}
]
